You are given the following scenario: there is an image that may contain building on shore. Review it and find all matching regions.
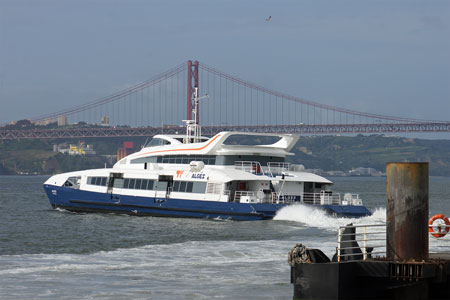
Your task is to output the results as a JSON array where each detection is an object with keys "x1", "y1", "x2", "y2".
[
  {"x1": 57, "y1": 115, "x2": 67, "y2": 126},
  {"x1": 117, "y1": 142, "x2": 135, "y2": 161},
  {"x1": 53, "y1": 142, "x2": 96, "y2": 156}
]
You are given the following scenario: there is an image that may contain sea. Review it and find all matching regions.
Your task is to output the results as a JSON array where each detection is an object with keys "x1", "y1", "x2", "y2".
[{"x1": 0, "y1": 175, "x2": 449, "y2": 299}]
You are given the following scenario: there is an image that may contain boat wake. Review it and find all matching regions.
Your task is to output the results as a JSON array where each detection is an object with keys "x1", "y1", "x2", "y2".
[{"x1": 273, "y1": 204, "x2": 386, "y2": 230}]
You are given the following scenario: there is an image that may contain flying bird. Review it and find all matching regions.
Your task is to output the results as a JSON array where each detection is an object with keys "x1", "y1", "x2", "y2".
[{"x1": 266, "y1": 16, "x2": 271, "y2": 22}]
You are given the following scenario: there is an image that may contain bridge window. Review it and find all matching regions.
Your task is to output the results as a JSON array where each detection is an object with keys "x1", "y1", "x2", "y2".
[
  {"x1": 64, "y1": 176, "x2": 81, "y2": 189},
  {"x1": 146, "y1": 138, "x2": 171, "y2": 147}
]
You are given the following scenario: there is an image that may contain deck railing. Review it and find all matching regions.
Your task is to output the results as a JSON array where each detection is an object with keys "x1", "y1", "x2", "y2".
[
  {"x1": 234, "y1": 161, "x2": 264, "y2": 175},
  {"x1": 303, "y1": 192, "x2": 362, "y2": 206},
  {"x1": 234, "y1": 191, "x2": 256, "y2": 202},
  {"x1": 267, "y1": 162, "x2": 290, "y2": 176}
]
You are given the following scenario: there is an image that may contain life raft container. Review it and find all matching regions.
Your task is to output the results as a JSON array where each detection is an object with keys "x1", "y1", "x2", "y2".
[{"x1": 428, "y1": 214, "x2": 450, "y2": 238}]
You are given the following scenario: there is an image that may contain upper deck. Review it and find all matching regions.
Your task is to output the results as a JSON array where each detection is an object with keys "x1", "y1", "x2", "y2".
[{"x1": 114, "y1": 131, "x2": 299, "y2": 168}]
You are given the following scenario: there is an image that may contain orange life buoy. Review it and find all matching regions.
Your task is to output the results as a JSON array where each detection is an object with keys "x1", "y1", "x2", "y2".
[{"x1": 428, "y1": 214, "x2": 450, "y2": 238}]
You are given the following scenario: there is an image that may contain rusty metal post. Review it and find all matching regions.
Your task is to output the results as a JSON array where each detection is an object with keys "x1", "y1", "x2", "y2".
[{"x1": 386, "y1": 162, "x2": 429, "y2": 261}]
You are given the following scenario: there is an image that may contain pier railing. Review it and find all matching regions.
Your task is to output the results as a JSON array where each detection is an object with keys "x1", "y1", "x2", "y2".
[
  {"x1": 337, "y1": 224, "x2": 386, "y2": 262},
  {"x1": 337, "y1": 223, "x2": 450, "y2": 262},
  {"x1": 429, "y1": 224, "x2": 450, "y2": 253}
]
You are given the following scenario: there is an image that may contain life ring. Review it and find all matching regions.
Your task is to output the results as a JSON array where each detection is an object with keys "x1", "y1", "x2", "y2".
[{"x1": 428, "y1": 214, "x2": 450, "y2": 238}]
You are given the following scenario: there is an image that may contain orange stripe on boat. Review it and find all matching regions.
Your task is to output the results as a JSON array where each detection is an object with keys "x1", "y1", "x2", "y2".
[{"x1": 135, "y1": 134, "x2": 222, "y2": 157}]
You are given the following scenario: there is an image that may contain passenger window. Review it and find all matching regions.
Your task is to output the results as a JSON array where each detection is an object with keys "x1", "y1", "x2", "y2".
[
  {"x1": 123, "y1": 179, "x2": 130, "y2": 189},
  {"x1": 142, "y1": 180, "x2": 149, "y2": 190},
  {"x1": 186, "y1": 182, "x2": 193, "y2": 193},
  {"x1": 135, "y1": 179, "x2": 142, "y2": 189},
  {"x1": 101, "y1": 177, "x2": 107, "y2": 186},
  {"x1": 129, "y1": 179, "x2": 136, "y2": 189},
  {"x1": 141, "y1": 179, "x2": 147, "y2": 190},
  {"x1": 147, "y1": 180, "x2": 154, "y2": 190},
  {"x1": 173, "y1": 181, "x2": 180, "y2": 192},
  {"x1": 179, "y1": 181, "x2": 186, "y2": 192},
  {"x1": 192, "y1": 182, "x2": 207, "y2": 193}
]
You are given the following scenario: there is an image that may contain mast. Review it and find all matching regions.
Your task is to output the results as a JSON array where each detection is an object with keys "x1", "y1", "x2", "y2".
[{"x1": 183, "y1": 87, "x2": 208, "y2": 143}]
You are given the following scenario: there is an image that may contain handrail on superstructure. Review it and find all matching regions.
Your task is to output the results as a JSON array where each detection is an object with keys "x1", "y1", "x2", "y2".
[
  {"x1": 267, "y1": 162, "x2": 290, "y2": 177},
  {"x1": 234, "y1": 161, "x2": 265, "y2": 175}
]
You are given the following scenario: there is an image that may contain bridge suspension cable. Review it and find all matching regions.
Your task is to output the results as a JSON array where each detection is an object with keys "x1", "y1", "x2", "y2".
[
  {"x1": 31, "y1": 62, "x2": 186, "y2": 123},
  {"x1": 199, "y1": 63, "x2": 443, "y2": 124}
]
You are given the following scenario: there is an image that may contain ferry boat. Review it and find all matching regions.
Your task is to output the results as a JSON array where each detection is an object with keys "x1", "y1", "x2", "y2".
[{"x1": 43, "y1": 89, "x2": 371, "y2": 220}]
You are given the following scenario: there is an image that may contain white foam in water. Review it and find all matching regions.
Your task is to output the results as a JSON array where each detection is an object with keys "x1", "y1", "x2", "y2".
[
  {"x1": 0, "y1": 239, "x2": 299, "y2": 299},
  {"x1": 273, "y1": 204, "x2": 386, "y2": 230}
]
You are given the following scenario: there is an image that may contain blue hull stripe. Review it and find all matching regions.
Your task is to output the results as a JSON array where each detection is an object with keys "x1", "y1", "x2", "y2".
[{"x1": 69, "y1": 199, "x2": 266, "y2": 218}]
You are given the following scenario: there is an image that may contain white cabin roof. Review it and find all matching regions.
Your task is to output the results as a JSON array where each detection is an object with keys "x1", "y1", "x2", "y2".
[
  {"x1": 283, "y1": 171, "x2": 333, "y2": 184},
  {"x1": 117, "y1": 131, "x2": 299, "y2": 166}
]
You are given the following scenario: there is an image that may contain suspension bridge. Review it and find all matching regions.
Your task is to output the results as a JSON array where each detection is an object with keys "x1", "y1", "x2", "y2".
[{"x1": 1, "y1": 60, "x2": 449, "y2": 140}]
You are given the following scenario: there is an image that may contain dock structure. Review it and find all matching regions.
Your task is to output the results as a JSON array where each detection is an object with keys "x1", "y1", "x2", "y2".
[{"x1": 289, "y1": 162, "x2": 450, "y2": 300}]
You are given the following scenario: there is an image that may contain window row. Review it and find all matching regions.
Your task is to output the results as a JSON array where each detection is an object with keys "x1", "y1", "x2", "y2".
[
  {"x1": 87, "y1": 176, "x2": 207, "y2": 194},
  {"x1": 131, "y1": 155, "x2": 216, "y2": 165},
  {"x1": 87, "y1": 176, "x2": 108, "y2": 186},
  {"x1": 123, "y1": 178, "x2": 154, "y2": 190},
  {"x1": 157, "y1": 155, "x2": 216, "y2": 165},
  {"x1": 173, "y1": 181, "x2": 206, "y2": 193},
  {"x1": 120, "y1": 178, "x2": 206, "y2": 194}
]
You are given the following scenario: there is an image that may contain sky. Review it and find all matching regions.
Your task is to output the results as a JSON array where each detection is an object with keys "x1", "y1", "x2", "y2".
[{"x1": 0, "y1": 0, "x2": 449, "y2": 130}]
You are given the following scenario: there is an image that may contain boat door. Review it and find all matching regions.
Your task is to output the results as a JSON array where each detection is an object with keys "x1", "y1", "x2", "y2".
[
  {"x1": 155, "y1": 175, "x2": 173, "y2": 201},
  {"x1": 107, "y1": 173, "x2": 124, "y2": 200}
]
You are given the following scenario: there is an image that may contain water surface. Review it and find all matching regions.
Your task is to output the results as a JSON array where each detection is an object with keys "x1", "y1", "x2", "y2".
[{"x1": 0, "y1": 175, "x2": 448, "y2": 299}]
